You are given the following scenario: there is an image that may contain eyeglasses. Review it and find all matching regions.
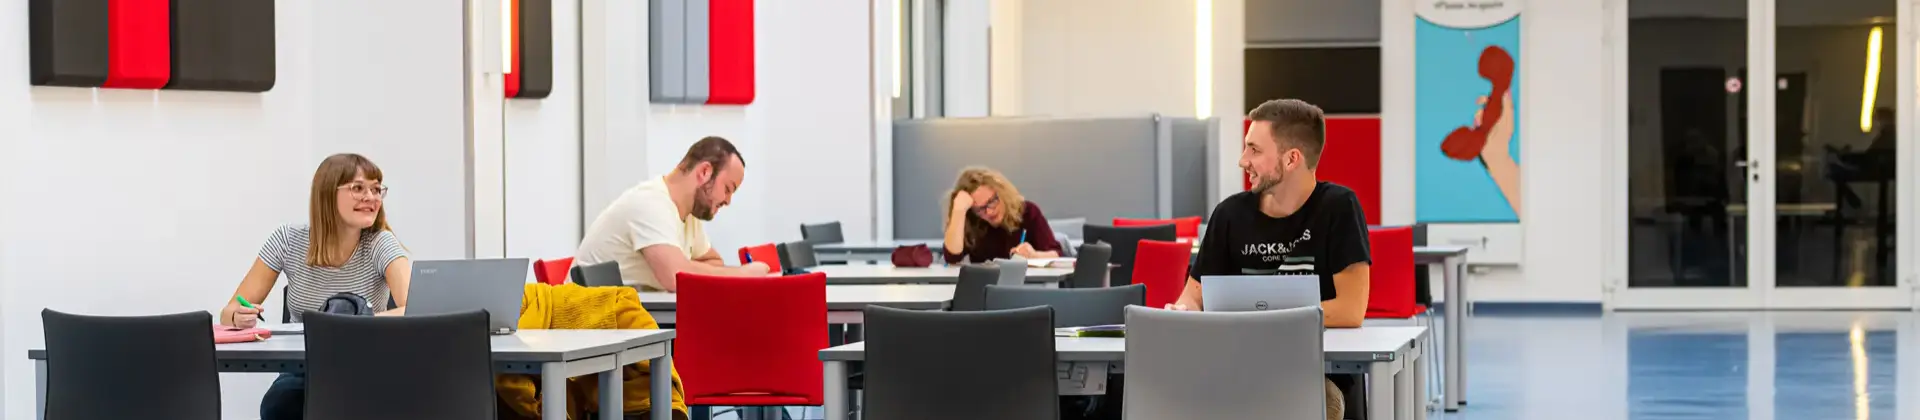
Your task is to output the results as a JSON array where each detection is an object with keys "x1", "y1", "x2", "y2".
[
  {"x1": 970, "y1": 195, "x2": 1000, "y2": 216},
  {"x1": 337, "y1": 183, "x2": 389, "y2": 199}
]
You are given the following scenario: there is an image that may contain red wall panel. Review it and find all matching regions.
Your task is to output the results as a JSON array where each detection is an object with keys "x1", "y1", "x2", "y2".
[
  {"x1": 705, "y1": 0, "x2": 754, "y2": 104},
  {"x1": 104, "y1": 0, "x2": 170, "y2": 88},
  {"x1": 1241, "y1": 117, "x2": 1382, "y2": 225}
]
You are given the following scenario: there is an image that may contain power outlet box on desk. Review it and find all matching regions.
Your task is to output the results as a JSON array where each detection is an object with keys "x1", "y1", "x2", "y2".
[{"x1": 1425, "y1": 223, "x2": 1522, "y2": 265}]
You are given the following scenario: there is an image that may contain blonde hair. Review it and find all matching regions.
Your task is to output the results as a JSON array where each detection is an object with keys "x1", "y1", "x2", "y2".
[
  {"x1": 306, "y1": 154, "x2": 392, "y2": 267},
  {"x1": 943, "y1": 167, "x2": 1026, "y2": 246}
]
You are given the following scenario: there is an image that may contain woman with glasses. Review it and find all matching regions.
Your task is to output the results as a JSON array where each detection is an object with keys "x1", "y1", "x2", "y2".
[
  {"x1": 942, "y1": 166, "x2": 1063, "y2": 264},
  {"x1": 216, "y1": 153, "x2": 411, "y2": 420}
]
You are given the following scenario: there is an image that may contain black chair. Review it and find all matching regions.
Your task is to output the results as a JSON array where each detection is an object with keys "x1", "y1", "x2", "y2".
[
  {"x1": 1412, "y1": 223, "x2": 1433, "y2": 306},
  {"x1": 304, "y1": 310, "x2": 495, "y2": 420},
  {"x1": 42, "y1": 310, "x2": 220, "y2": 420},
  {"x1": 778, "y1": 241, "x2": 820, "y2": 273},
  {"x1": 983, "y1": 283, "x2": 1144, "y2": 327},
  {"x1": 863, "y1": 306, "x2": 1058, "y2": 420},
  {"x1": 1068, "y1": 242, "x2": 1114, "y2": 288},
  {"x1": 1083, "y1": 224, "x2": 1177, "y2": 287},
  {"x1": 800, "y1": 221, "x2": 846, "y2": 244},
  {"x1": 571, "y1": 260, "x2": 623, "y2": 287},
  {"x1": 949, "y1": 264, "x2": 1001, "y2": 311}
]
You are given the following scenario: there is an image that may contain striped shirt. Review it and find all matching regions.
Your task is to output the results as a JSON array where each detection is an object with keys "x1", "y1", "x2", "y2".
[{"x1": 257, "y1": 224, "x2": 408, "y2": 322}]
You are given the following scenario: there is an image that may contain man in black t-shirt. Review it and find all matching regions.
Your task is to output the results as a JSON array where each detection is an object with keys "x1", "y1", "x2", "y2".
[{"x1": 1169, "y1": 99, "x2": 1371, "y2": 420}]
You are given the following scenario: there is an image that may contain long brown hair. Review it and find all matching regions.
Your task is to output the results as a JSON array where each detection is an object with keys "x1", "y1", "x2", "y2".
[
  {"x1": 943, "y1": 167, "x2": 1026, "y2": 246},
  {"x1": 306, "y1": 154, "x2": 391, "y2": 267}
]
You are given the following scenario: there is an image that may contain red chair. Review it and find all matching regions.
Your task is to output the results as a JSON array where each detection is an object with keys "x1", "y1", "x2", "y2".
[
  {"x1": 1113, "y1": 216, "x2": 1203, "y2": 239},
  {"x1": 1131, "y1": 239, "x2": 1194, "y2": 309},
  {"x1": 532, "y1": 257, "x2": 573, "y2": 286},
  {"x1": 737, "y1": 243, "x2": 783, "y2": 274},
  {"x1": 675, "y1": 272, "x2": 827, "y2": 417},
  {"x1": 1364, "y1": 226, "x2": 1420, "y2": 318}
]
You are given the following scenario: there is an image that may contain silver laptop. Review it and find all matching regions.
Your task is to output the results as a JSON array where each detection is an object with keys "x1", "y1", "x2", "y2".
[
  {"x1": 407, "y1": 258, "x2": 530, "y2": 334},
  {"x1": 1201, "y1": 275, "x2": 1321, "y2": 312}
]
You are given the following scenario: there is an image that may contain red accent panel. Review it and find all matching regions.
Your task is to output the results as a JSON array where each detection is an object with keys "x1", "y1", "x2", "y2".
[
  {"x1": 503, "y1": 0, "x2": 521, "y2": 98},
  {"x1": 1242, "y1": 119, "x2": 1253, "y2": 191},
  {"x1": 104, "y1": 0, "x2": 169, "y2": 89},
  {"x1": 1320, "y1": 116, "x2": 1381, "y2": 225},
  {"x1": 706, "y1": 0, "x2": 755, "y2": 104}
]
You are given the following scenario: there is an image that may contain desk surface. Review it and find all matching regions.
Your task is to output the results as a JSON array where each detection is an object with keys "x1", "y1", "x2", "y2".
[
  {"x1": 27, "y1": 329, "x2": 675, "y2": 363},
  {"x1": 818, "y1": 326, "x2": 1425, "y2": 362},
  {"x1": 813, "y1": 240, "x2": 944, "y2": 252},
  {"x1": 809, "y1": 264, "x2": 1069, "y2": 285},
  {"x1": 638, "y1": 284, "x2": 956, "y2": 311}
]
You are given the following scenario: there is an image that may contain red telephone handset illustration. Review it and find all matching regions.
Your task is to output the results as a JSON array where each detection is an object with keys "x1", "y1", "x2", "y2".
[{"x1": 1440, "y1": 46, "x2": 1516, "y2": 161}]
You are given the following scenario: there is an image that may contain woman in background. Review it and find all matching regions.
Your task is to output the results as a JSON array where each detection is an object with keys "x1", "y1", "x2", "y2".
[
  {"x1": 942, "y1": 166, "x2": 1063, "y2": 264},
  {"x1": 219, "y1": 153, "x2": 411, "y2": 420}
]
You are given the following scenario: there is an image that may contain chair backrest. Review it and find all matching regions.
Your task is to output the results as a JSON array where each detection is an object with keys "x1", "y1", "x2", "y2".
[
  {"x1": 949, "y1": 264, "x2": 1000, "y2": 311},
  {"x1": 800, "y1": 221, "x2": 845, "y2": 244},
  {"x1": 570, "y1": 260, "x2": 623, "y2": 287},
  {"x1": 777, "y1": 241, "x2": 819, "y2": 271},
  {"x1": 1367, "y1": 225, "x2": 1417, "y2": 317},
  {"x1": 675, "y1": 272, "x2": 827, "y2": 404},
  {"x1": 305, "y1": 310, "x2": 495, "y2": 420},
  {"x1": 1131, "y1": 239, "x2": 1193, "y2": 309},
  {"x1": 992, "y1": 259, "x2": 1029, "y2": 285},
  {"x1": 737, "y1": 243, "x2": 784, "y2": 273},
  {"x1": 42, "y1": 310, "x2": 220, "y2": 420},
  {"x1": 1083, "y1": 223, "x2": 1177, "y2": 286},
  {"x1": 864, "y1": 306, "x2": 1058, "y2": 420},
  {"x1": 983, "y1": 283, "x2": 1144, "y2": 327},
  {"x1": 1112, "y1": 216, "x2": 1202, "y2": 238},
  {"x1": 1068, "y1": 242, "x2": 1114, "y2": 288},
  {"x1": 1124, "y1": 305, "x2": 1325, "y2": 420},
  {"x1": 533, "y1": 257, "x2": 574, "y2": 285},
  {"x1": 1411, "y1": 223, "x2": 1433, "y2": 306}
]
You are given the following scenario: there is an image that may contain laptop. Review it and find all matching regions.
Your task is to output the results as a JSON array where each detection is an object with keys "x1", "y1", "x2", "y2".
[
  {"x1": 1200, "y1": 275, "x2": 1321, "y2": 312},
  {"x1": 407, "y1": 258, "x2": 531, "y2": 335}
]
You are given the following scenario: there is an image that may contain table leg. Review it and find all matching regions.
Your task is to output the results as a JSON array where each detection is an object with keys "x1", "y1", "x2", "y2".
[
  {"x1": 1369, "y1": 360, "x2": 1398, "y2": 420},
  {"x1": 653, "y1": 343, "x2": 675, "y2": 420},
  {"x1": 1414, "y1": 332, "x2": 1429, "y2": 420},
  {"x1": 602, "y1": 359, "x2": 624, "y2": 419},
  {"x1": 1455, "y1": 256, "x2": 1468, "y2": 406},
  {"x1": 542, "y1": 362, "x2": 566, "y2": 420},
  {"x1": 1442, "y1": 256, "x2": 1464, "y2": 412},
  {"x1": 36, "y1": 359, "x2": 47, "y2": 420},
  {"x1": 1396, "y1": 357, "x2": 1414, "y2": 420},
  {"x1": 824, "y1": 361, "x2": 849, "y2": 420}
]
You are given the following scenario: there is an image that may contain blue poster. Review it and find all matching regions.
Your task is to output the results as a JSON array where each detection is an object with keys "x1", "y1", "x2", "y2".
[{"x1": 1415, "y1": 1, "x2": 1522, "y2": 223}]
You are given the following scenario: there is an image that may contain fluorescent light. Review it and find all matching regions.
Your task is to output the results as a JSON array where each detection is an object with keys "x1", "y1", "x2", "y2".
[
  {"x1": 502, "y1": 0, "x2": 514, "y2": 75},
  {"x1": 1194, "y1": 0, "x2": 1212, "y2": 118},
  {"x1": 892, "y1": 0, "x2": 903, "y2": 98},
  {"x1": 1860, "y1": 26, "x2": 1881, "y2": 132}
]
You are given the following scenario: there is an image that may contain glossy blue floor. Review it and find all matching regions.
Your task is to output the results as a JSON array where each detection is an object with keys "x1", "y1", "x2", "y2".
[{"x1": 727, "y1": 311, "x2": 1914, "y2": 420}]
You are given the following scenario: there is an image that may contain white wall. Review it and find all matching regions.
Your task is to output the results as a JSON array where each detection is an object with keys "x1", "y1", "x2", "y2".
[
  {"x1": 506, "y1": 0, "x2": 586, "y2": 259},
  {"x1": 1383, "y1": 0, "x2": 1610, "y2": 302},
  {"x1": 0, "y1": 0, "x2": 469, "y2": 417},
  {"x1": 583, "y1": 0, "x2": 879, "y2": 258}
]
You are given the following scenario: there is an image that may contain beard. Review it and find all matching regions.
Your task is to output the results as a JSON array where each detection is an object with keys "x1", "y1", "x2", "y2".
[
  {"x1": 1248, "y1": 168, "x2": 1283, "y2": 195},
  {"x1": 691, "y1": 179, "x2": 720, "y2": 221}
]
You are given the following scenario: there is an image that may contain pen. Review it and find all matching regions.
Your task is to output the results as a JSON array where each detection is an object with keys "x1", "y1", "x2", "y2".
[
  {"x1": 1019, "y1": 230, "x2": 1027, "y2": 244},
  {"x1": 235, "y1": 296, "x2": 257, "y2": 310}
]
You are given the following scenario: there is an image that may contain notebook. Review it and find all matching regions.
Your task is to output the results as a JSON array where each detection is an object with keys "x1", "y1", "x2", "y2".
[{"x1": 1054, "y1": 324, "x2": 1125, "y2": 338}]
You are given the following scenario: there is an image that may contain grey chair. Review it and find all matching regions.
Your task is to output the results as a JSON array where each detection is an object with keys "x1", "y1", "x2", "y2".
[
  {"x1": 1054, "y1": 231, "x2": 1076, "y2": 257},
  {"x1": 571, "y1": 260, "x2": 624, "y2": 287},
  {"x1": 948, "y1": 264, "x2": 1001, "y2": 311},
  {"x1": 1083, "y1": 224, "x2": 1177, "y2": 286},
  {"x1": 863, "y1": 306, "x2": 1058, "y2": 420},
  {"x1": 41, "y1": 310, "x2": 220, "y2": 420},
  {"x1": 1123, "y1": 306, "x2": 1326, "y2": 420},
  {"x1": 992, "y1": 258, "x2": 1029, "y2": 285},
  {"x1": 801, "y1": 221, "x2": 845, "y2": 244},
  {"x1": 983, "y1": 283, "x2": 1144, "y2": 327},
  {"x1": 304, "y1": 310, "x2": 495, "y2": 420},
  {"x1": 1068, "y1": 242, "x2": 1114, "y2": 289},
  {"x1": 777, "y1": 240, "x2": 819, "y2": 272}
]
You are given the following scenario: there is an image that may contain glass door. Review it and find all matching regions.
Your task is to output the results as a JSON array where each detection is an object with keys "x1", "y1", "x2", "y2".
[{"x1": 1613, "y1": 0, "x2": 1910, "y2": 309}]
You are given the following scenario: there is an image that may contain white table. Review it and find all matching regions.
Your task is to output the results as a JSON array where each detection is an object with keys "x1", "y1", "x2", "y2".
[
  {"x1": 818, "y1": 326, "x2": 1429, "y2": 420},
  {"x1": 638, "y1": 284, "x2": 956, "y2": 324},
  {"x1": 812, "y1": 240, "x2": 944, "y2": 263},
  {"x1": 807, "y1": 264, "x2": 1070, "y2": 285},
  {"x1": 29, "y1": 329, "x2": 676, "y2": 420},
  {"x1": 1412, "y1": 245, "x2": 1469, "y2": 411}
]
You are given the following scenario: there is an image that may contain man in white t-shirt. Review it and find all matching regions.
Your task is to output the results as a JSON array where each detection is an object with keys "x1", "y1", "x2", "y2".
[{"x1": 575, "y1": 136, "x2": 772, "y2": 291}]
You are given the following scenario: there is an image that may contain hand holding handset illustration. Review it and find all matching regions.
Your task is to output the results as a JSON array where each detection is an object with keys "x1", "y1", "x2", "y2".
[{"x1": 1440, "y1": 46, "x2": 1515, "y2": 161}]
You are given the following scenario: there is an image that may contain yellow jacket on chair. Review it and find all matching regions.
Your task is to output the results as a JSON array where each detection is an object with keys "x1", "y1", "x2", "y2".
[{"x1": 497, "y1": 283, "x2": 689, "y2": 419}]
